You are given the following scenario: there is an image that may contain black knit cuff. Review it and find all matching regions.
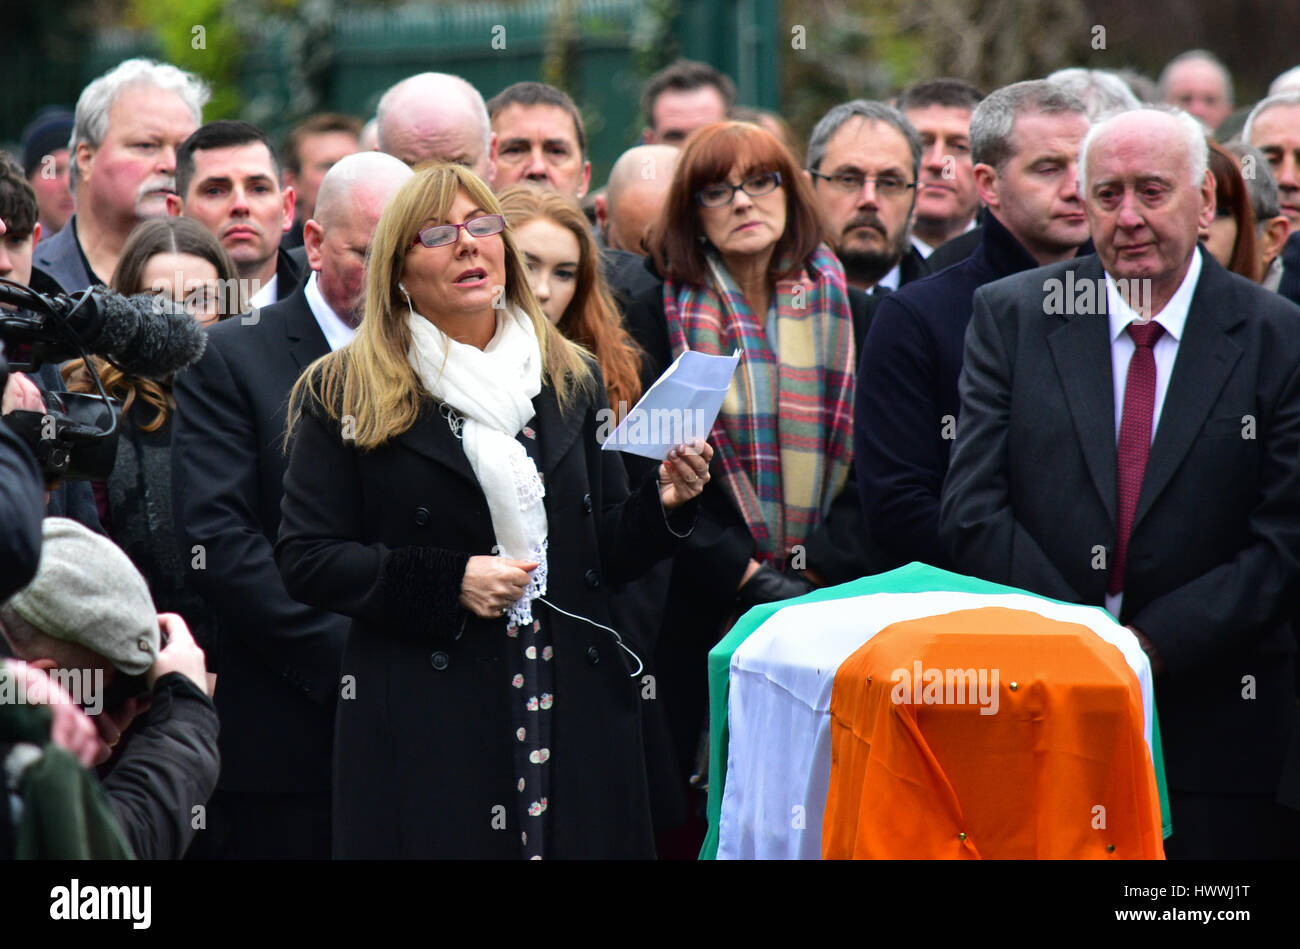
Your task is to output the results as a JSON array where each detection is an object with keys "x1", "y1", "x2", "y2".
[{"x1": 378, "y1": 546, "x2": 471, "y2": 645}]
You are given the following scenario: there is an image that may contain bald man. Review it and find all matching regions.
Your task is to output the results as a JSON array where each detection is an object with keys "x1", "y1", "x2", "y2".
[
  {"x1": 376, "y1": 72, "x2": 496, "y2": 186},
  {"x1": 595, "y1": 145, "x2": 679, "y2": 254},
  {"x1": 171, "y1": 151, "x2": 413, "y2": 859}
]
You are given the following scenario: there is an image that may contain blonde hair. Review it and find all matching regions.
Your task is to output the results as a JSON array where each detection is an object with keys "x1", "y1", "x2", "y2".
[{"x1": 287, "y1": 163, "x2": 593, "y2": 451}]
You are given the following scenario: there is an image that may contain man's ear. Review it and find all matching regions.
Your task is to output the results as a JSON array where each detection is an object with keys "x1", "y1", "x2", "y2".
[
  {"x1": 74, "y1": 142, "x2": 95, "y2": 189},
  {"x1": 165, "y1": 193, "x2": 184, "y2": 217},
  {"x1": 593, "y1": 193, "x2": 609, "y2": 233},
  {"x1": 280, "y1": 185, "x2": 296, "y2": 233},
  {"x1": 973, "y1": 163, "x2": 1000, "y2": 211},
  {"x1": 576, "y1": 160, "x2": 592, "y2": 200},
  {"x1": 1260, "y1": 214, "x2": 1291, "y2": 270},
  {"x1": 1197, "y1": 169, "x2": 1217, "y2": 231},
  {"x1": 31, "y1": 222, "x2": 41, "y2": 249},
  {"x1": 303, "y1": 219, "x2": 325, "y2": 271}
]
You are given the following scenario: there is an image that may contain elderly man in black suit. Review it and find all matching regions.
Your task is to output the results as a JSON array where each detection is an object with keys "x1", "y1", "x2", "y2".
[
  {"x1": 941, "y1": 106, "x2": 1300, "y2": 858},
  {"x1": 170, "y1": 150, "x2": 413, "y2": 858}
]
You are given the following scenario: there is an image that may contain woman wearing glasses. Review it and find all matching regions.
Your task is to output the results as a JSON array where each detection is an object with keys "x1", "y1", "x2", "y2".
[
  {"x1": 275, "y1": 163, "x2": 712, "y2": 859},
  {"x1": 622, "y1": 122, "x2": 869, "y2": 848}
]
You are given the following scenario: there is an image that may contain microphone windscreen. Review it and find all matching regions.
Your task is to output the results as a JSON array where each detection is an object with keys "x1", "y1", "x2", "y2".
[{"x1": 92, "y1": 290, "x2": 208, "y2": 378}]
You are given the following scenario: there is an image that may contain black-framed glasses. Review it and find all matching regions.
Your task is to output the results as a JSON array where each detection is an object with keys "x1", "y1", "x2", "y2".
[
  {"x1": 412, "y1": 214, "x2": 507, "y2": 248},
  {"x1": 808, "y1": 169, "x2": 916, "y2": 197},
  {"x1": 695, "y1": 171, "x2": 783, "y2": 208}
]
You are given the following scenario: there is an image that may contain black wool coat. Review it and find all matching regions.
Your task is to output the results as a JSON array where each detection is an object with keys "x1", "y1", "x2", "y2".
[{"x1": 276, "y1": 372, "x2": 697, "y2": 858}]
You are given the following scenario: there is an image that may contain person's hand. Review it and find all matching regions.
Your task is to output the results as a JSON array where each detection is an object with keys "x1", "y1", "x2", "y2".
[
  {"x1": 149, "y1": 613, "x2": 210, "y2": 696},
  {"x1": 658, "y1": 439, "x2": 713, "y2": 510},
  {"x1": 1127, "y1": 624, "x2": 1165, "y2": 677},
  {"x1": 91, "y1": 694, "x2": 152, "y2": 766},
  {"x1": 460, "y1": 556, "x2": 538, "y2": 619},
  {"x1": 2, "y1": 658, "x2": 102, "y2": 767},
  {"x1": 2, "y1": 371, "x2": 45, "y2": 416},
  {"x1": 735, "y1": 563, "x2": 815, "y2": 612}
]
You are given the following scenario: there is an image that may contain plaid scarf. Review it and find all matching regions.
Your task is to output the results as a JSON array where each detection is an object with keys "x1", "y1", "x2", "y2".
[{"x1": 663, "y1": 244, "x2": 855, "y2": 564}]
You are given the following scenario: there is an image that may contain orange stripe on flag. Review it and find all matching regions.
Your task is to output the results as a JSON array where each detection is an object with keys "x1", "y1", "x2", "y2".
[{"x1": 822, "y1": 608, "x2": 1164, "y2": 859}]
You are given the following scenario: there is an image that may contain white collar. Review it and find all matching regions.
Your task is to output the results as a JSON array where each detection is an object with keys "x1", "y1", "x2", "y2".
[
  {"x1": 1106, "y1": 246, "x2": 1203, "y2": 343},
  {"x1": 248, "y1": 273, "x2": 279, "y2": 310},
  {"x1": 304, "y1": 272, "x2": 356, "y2": 352}
]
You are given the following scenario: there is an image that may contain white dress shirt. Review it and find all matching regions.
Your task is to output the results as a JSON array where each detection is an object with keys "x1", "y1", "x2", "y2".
[
  {"x1": 1103, "y1": 246, "x2": 1204, "y2": 619},
  {"x1": 303, "y1": 271, "x2": 356, "y2": 352},
  {"x1": 248, "y1": 273, "x2": 279, "y2": 310}
]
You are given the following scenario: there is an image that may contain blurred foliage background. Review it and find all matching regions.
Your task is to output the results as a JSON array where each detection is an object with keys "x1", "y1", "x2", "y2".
[{"x1": 3, "y1": 0, "x2": 1298, "y2": 182}]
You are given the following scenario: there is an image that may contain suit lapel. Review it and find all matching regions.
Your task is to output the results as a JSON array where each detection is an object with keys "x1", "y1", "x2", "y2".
[
  {"x1": 533, "y1": 382, "x2": 585, "y2": 477},
  {"x1": 394, "y1": 401, "x2": 480, "y2": 488},
  {"x1": 1132, "y1": 261, "x2": 1243, "y2": 531},
  {"x1": 1046, "y1": 259, "x2": 1118, "y2": 521},
  {"x1": 279, "y1": 286, "x2": 332, "y2": 373}
]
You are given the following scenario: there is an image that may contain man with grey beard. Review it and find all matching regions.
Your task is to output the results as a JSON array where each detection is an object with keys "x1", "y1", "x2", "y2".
[{"x1": 806, "y1": 100, "x2": 926, "y2": 295}]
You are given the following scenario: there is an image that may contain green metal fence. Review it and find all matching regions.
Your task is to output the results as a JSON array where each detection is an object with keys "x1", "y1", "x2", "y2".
[{"x1": 6, "y1": 0, "x2": 779, "y2": 186}]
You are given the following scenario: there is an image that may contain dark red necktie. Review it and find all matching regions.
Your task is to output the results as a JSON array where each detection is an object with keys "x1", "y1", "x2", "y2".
[{"x1": 1109, "y1": 321, "x2": 1165, "y2": 596}]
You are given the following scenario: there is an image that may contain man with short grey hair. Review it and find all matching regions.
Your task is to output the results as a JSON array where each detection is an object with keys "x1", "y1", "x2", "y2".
[
  {"x1": 942, "y1": 106, "x2": 1300, "y2": 858},
  {"x1": 376, "y1": 72, "x2": 496, "y2": 185},
  {"x1": 806, "y1": 100, "x2": 925, "y2": 294},
  {"x1": 1158, "y1": 49, "x2": 1234, "y2": 131},
  {"x1": 1243, "y1": 92, "x2": 1300, "y2": 304},
  {"x1": 857, "y1": 80, "x2": 1091, "y2": 570},
  {"x1": 1223, "y1": 141, "x2": 1291, "y2": 291},
  {"x1": 31, "y1": 58, "x2": 208, "y2": 295}
]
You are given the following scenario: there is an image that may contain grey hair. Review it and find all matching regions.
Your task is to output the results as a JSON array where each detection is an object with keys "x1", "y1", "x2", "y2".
[
  {"x1": 375, "y1": 72, "x2": 491, "y2": 158},
  {"x1": 1078, "y1": 106, "x2": 1209, "y2": 195},
  {"x1": 1046, "y1": 68, "x2": 1140, "y2": 120},
  {"x1": 1243, "y1": 92, "x2": 1300, "y2": 145},
  {"x1": 1270, "y1": 66, "x2": 1300, "y2": 97},
  {"x1": 970, "y1": 80, "x2": 1089, "y2": 170},
  {"x1": 68, "y1": 58, "x2": 209, "y2": 192},
  {"x1": 806, "y1": 100, "x2": 921, "y2": 180},
  {"x1": 1158, "y1": 50, "x2": 1234, "y2": 107},
  {"x1": 1223, "y1": 141, "x2": 1281, "y2": 225}
]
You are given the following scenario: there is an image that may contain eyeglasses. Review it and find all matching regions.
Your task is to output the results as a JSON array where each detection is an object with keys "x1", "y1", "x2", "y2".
[
  {"x1": 412, "y1": 214, "x2": 507, "y2": 248},
  {"x1": 809, "y1": 169, "x2": 916, "y2": 197},
  {"x1": 695, "y1": 171, "x2": 783, "y2": 208}
]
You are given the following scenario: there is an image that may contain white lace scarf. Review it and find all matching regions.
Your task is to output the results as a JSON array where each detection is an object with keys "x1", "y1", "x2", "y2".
[{"x1": 406, "y1": 306, "x2": 548, "y2": 626}]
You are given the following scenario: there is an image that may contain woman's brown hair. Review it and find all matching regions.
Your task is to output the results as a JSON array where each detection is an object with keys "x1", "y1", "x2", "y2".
[
  {"x1": 1208, "y1": 139, "x2": 1259, "y2": 282},
  {"x1": 645, "y1": 121, "x2": 823, "y2": 287},
  {"x1": 497, "y1": 184, "x2": 644, "y2": 418},
  {"x1": 64, "y1": 217, "x2": 242, "y2": 432}
]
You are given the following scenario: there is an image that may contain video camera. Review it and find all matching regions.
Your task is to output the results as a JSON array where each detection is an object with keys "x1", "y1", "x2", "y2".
[{"x1": 0, "y1": 279, "x2": 207, "y2": 482}]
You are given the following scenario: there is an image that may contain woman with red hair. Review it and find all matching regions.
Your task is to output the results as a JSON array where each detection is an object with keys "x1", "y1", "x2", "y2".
[{"x1": 622, "y1": 121, "x2": 877, "y2": 850}]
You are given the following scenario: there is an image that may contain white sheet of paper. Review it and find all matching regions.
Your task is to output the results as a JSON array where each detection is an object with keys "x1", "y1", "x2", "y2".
[{"x1": 600, "y1": 349, "x2": 741, "y2": 460}]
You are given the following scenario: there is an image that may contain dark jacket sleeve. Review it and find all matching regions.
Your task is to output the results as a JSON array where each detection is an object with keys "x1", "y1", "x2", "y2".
[
  {"x1": 856, "y1": 293, "x2": 952, "y2": 569},
  {"x1": 619, "y1": 285, "x2": 754, "y2": 596},
  {"x1": 171, "y1": 339, "x2": 346, "y2": 699},
  {"x1": 938, "y1": 288, "x2": 1080, "y2": 601},
  {"x1": 275, "y1": 393, "x2": 470, "y2": 645},
  {"x1": 1131, "y1": 346, "x2": 1300, "y2": 678},
  {"x1": 0, "y1": 420, "x2": 43, "y2": 601},
  {"x1": 101, "y1": 672, "x2": 220, "y2": 861},
  {"x1": 588, "y1": 376, "x2": 699, "y2": 585}
]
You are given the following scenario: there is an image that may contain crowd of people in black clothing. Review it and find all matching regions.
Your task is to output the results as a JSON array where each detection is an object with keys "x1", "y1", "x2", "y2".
[{"x1": 3, "y1": 46, "x2": 1300, "y2": 860}]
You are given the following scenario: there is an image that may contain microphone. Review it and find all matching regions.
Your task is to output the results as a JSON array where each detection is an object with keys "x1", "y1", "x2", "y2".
[{"x1": 0, "y1": 282, "x2": 207, "y2": 378}]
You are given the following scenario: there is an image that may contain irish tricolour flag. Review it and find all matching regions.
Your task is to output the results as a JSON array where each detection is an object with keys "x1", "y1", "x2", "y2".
[{"x1": 701, "y1": 564, "x2": 1169, "y2": 859}]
